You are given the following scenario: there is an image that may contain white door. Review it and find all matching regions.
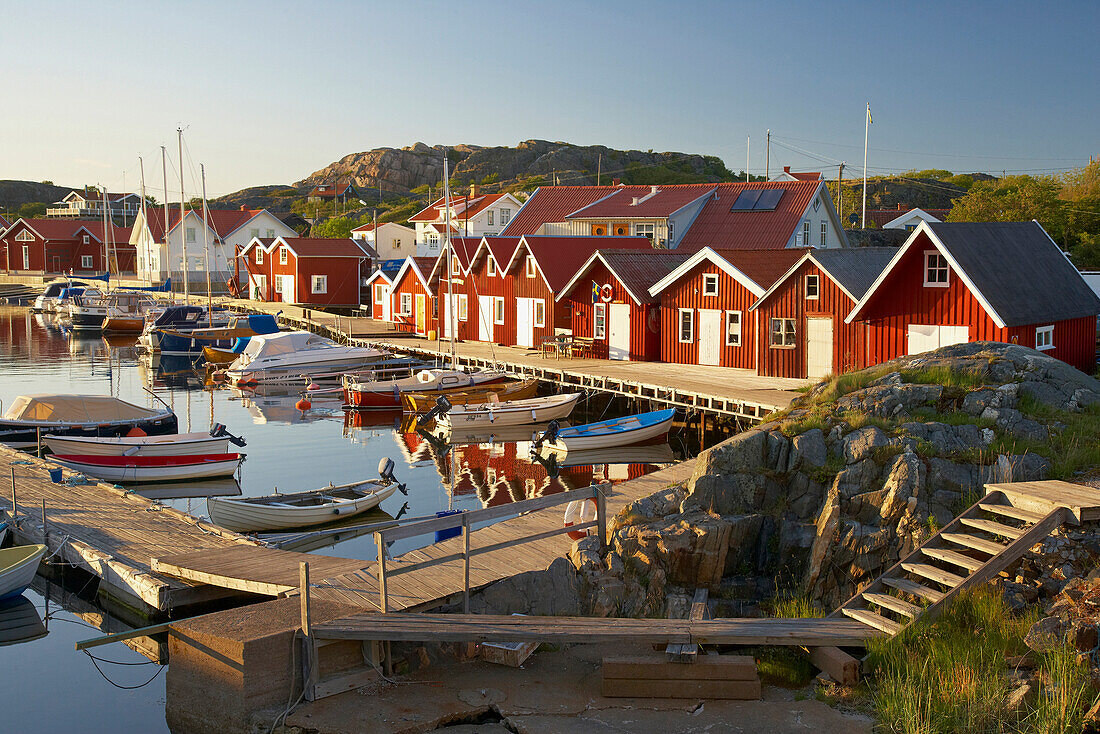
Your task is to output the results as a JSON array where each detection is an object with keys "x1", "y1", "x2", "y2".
[
  {"x1": 907, "y1": 324, "x2": 969, "y2": 355},
  {"x1": 478, "y1": 295, "x2": 494, "y2": 341},
  {"x1": 608, "y1": 303, "x2": 631, "y2": 361},
  {"x1": 381, "y1": 288, "x2": 391, "y2": 321},
  {"x1": 698, "y1": 309, "x2": 721, "y2": 366},
  {"x1": 806, "y1": 316, "x2": 834, "y2": 380},
  {"x1": 442, "y1": 297, "x2": 453, "y2": 339},
  {"x1": 516, "y1": 298, "x2": 534, "y2": 347},
  {"x1": 251, "y1": 274, "x2": 266, "y2": 301},
  {"x1": 282, "y1": 275, "x2": 294, "y2": 303}
]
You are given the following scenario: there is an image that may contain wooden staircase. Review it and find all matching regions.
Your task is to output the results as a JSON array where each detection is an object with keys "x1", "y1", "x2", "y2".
[{"x1": 813, "y1": 486, "x2": 1073, "y2": 683}]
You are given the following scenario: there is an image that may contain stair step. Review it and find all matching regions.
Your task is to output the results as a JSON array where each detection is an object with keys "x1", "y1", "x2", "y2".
[
  {"x1": 862, "y1": 592, "x2": 922, "y2": 618},
  {"x1": 900, "y1": 562, "x2": 967, "y2": 588},
  {"x1": 977, "y1": 503, "x2": 1044, "y2": 524},
  {"x1": 941, "y1": 532, "x2": 1007, "y2": 556},
  {"x1": 921, "y1": 546, "x2": 984, "y2": 572},
  {"x1": 842, "y1": 607, "x2": 903, "y2": 635},
  {"x1": 959, "y1": 517, "x2": 1024, "y2": 540},
  {"x1": 882, "y1": 576, "x2": 946, "y2": 603}
]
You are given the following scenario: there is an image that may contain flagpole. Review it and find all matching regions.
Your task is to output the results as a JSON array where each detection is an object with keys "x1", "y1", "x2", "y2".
[{"x1": 861, "y1": 102, "x2": 871, "y2": 229}]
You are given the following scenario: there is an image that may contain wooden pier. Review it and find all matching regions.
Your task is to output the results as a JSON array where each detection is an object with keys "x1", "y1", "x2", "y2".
[{"x1": 0, "y1": 444, "x2": 260, "y2": 614}]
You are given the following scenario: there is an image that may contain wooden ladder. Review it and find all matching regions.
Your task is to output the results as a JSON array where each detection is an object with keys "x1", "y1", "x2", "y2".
[{"x1": 812, "y1": 490, "x2": 1067, "y2": 683}]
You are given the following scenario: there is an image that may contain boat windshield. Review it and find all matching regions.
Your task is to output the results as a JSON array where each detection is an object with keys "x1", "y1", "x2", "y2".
[{"x1": 2, "y1": 394, "x2": 159, "y2": 422}]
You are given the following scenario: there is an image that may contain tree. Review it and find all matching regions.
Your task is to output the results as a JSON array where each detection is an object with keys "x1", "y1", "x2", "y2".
[
  {"x1": 947, "y1": 174, "x2": 1065, "y2": 238},
  {"x1": 311, "y1": 216, "x2": 355, "y2": 239},
  {"x1": 18, "y1": 202, "x2": 46, "y2": 218}
]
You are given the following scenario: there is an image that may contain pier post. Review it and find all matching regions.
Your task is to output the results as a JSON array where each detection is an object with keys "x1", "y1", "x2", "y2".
[
  {"x1": 462, "y1": 513, "x2": 470, "y2": 614},
  {"x1": 299, "y1": 562, "x2": 316, "y2": 701},
  {"x1": 594, "y1": 483, "x2": 608, "y2": 552},
  {"x1": 374, "y1": 531, "x2": 388, "y2": 613},
  {"x1": 10, "y1": 467, "x2": 16, "y2": 519},
  {"x1": 41, "y1": 499, "x2": 47, "y2": 547},
  {"x1": 36, "y1": 427, "x2": 42, "y2": 458}
]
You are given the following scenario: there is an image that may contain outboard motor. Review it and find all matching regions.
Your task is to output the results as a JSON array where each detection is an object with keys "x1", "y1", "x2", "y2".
[
  {"x1": 210, "y1": 423, "x2": 247, "y2": 447},
  {"x1": 377, "y1": 456, "x2": 409, "y2": 495},
  {"x1": 417, "y1": 395, "x2": 453, "y2": 427},
  {"x1": 532, "y1": 420, "x2": 561, "y2": 450}
]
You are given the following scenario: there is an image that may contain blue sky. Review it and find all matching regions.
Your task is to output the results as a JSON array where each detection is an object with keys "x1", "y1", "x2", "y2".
[{"x1": 2, "y1": 0, "x2": 1096, "y2": 198}]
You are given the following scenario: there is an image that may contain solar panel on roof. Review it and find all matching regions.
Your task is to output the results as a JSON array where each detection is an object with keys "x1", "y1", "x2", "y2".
[
  {"x1": 754, "y1": 189, "x2": 784, "y2": 211},
  {"x1": 730, "y1": 189, "x2": 762, "y2": 211}
]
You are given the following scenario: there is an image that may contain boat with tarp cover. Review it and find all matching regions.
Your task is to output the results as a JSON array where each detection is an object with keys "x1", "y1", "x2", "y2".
[
  {"x1": 223, "y1": 331, "x2": 388, "y2": 385},
  {"x1": 0, "y1": 394, "x2": 177, "y2": 449}
]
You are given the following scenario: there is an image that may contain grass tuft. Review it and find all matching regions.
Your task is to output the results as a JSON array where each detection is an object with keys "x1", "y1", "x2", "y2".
[{"x1": 899, "y1": 365, "x2": 988, "y2": 390}]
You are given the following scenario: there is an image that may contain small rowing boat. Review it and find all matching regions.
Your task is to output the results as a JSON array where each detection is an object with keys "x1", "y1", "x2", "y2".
[
  {"x1": 0, "y1": 545, "x2": 48, "y2": 601},
  {"x1": 535, "y1": 408, "x2": 676, "y2": 452},
  {"x1": 43, "y1": 426, "x2": 244, "y2": 457},
  {"x1": 343, "y1": 367, "x2": 508, "y2": 409},
  {"x1": 401, "y1": 378, "x2": 540, "y2": 413},
  {"x1": 48, "y1": 453, "x2": 244, "y2": 483},
  {"x1": 437, "y1": 392, "x2": 580, "y2": 428},
  {"x1": 207, "y1": 480, "x2": 398, "y2": 532}
]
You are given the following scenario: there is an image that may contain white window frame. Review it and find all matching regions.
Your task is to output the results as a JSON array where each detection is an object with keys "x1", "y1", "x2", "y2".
[
  {"x1": 451, "y1": 255, "x2": 461, "y2": 276},
  {"x1": 487, "y1": 254, "x2": 496, "y2": 276},
  {"x1": 486, "y1": 210, "x2": 494, "y2": 226},
  {"x1": 22, "y1": 246, "x2": 29, "y2": 270},
  {"x1": 820, "y1": 221, "x2": 827, "y2": 247},
  {"x1": 249, "y1": 228, "x2": 260, "y2": 239},
  {"x1": 493, "y1": 296, "x2": 505, "y2": 325},
  {"x1": 770, "y1": 318, "x2": 796, "y2": 348},
  {"x1": 533, "y1": 299, "x2": 545, "y2": 328},
  {"x1": 311, "y1": 275, "x2": 327, "y2": 295},
  {"x1": 1035, "y1": 325, "x2": 1054, "y2": 351},
  {"x1": 805, "y1": 274, "x2": 820, "y2": 300},
  {"x1": 255, "y1": 248, "x2": 263, "y2": 265},
  {"x1": 678, "y1": 309, "x2": 694, "y2": 343},
  {"x1": 265, "y1": 228, "x2": 275, "y2": 238},
  {"x1": 273, "y1": 275, "x2": 283, "y2": 294},
  {"x1": 82, "y1": 234, "x2": 90, "y2": 245},
  {"x1": 525, "y1": 257, "x2": 536, "y2": 278},
  {"x1": 81, "y1": 255, "x2": 93, "y2": 269},
  {"x1": 373, "y1": 284, "x2": 385, "y2": 304},
  {"x1": 594, "y1": 302, "x2": 607, "y2": 339},
  {"x1": 634, "y1": 222, "x2": 655, "y2": 241},
  {"x1": 924, "y1": 250, "x2": 950, "y2": 287},
  {"x1": 279, "y1": 246, "x2": 288, "y2": 265},
  {"x1": 458, "y1": 294, "x2": 468, "y2": 322},
  {"x1": 702, "y1": 273, "x2": 719, "y2": 297},
  {"x1": 802, "y1": 221, "x2": 810, "y2": 245},
  {"x1": 15, "y1": 230, "x2": 33, "y2": 242},
  {"x1": 725, "y1": 310, "x2": 741, "y2": 346},
  {"x1": 500, "y1": 208, "x2": 511, "y2": 226},
  {"x1": 186, "y1": 227, "x2": 196, "y2": 243},
  {"x1": 400, "y1": 292, "x2": 412, "y2": 315}
]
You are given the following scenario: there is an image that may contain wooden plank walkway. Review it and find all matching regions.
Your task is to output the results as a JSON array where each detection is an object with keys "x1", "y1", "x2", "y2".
[
  {"x1": 0, "y1": 444, "x2": 260, "y2": 613},
  {"x1": 311, "y1": 613, "x2": 884, "y2": 647},
  {"x1": 152, "y1": 462, "x2": 694, "y2": 612}
]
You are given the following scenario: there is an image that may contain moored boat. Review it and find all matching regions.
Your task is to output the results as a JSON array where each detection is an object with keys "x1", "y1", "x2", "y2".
[
  {"x1": 0, "y1": 394, "x2": 178, "y2": 449},
  {"x1": 535, "y1": 408, "x2": 676, "y2": 453},
  {"x1": 343, "y1": 367, "x2": 509, "y2": 409},
  {"x1": 207, "y1": 480, "x2": 398, "y2": 532},
  {"x1": 48, "y1": 452, "x2": 244, "y2": 483},
  {"x1": 437, "y1": 392, "x2": 580, "y2": 428},
  {"x1": 102, "y1": 292, "x2": 157, "y2": 333},
  {"x1": 223, "y1": 331, "x2": 389, "y2": 386},
  {"x1": 68, "y1": 289, "x2": 110, "y2": 331},
  {"x1": 158, "y1": 313, "x2": 280, "y2": 356},
  {"x1": 33, "y1": 279, "x2": 86, "y2": 313},
  {"x1": 42, "y1": 426, "x2": 244, "y2": 457},
  {"x1": 0, "y1": 545, "x2": 48, "y2": 601},
  {"x1": 400, "y1": 377, "x2": 538, "y2": 413}
]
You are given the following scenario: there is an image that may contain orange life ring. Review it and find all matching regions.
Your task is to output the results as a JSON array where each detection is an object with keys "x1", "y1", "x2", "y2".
[{"x1": 564, "y1": 498, "x2": 597, "y2": 541}]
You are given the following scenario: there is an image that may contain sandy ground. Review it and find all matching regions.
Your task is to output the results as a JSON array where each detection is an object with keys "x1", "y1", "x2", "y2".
[{"x1": 277, "y1": 642, "x2": 872, "y2": 734}]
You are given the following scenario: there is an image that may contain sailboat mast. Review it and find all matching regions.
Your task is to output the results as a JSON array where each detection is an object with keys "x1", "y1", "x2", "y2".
[
  {"x1": 178, "y1": 127, "x2": 189, "y2": 304},
  {"x1": 161, "y1": 146, "x2": 170, "y2": 293},
  {"x1": 442, "y1": 152, "x2": 456, "y2": 368},
  {"x1": 100, "y1": 186, "x2": 110, "y2": 285},
  {"x1": 201, "y1": 164, "x2": 212, "y2": 326},
  {"x1": 138, "y1": 156, "x2": 149, "y2": 286}
]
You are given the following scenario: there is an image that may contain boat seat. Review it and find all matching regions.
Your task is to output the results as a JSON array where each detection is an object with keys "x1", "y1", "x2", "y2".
[{"x1": 268, "y1": 502, "x2": 297, "y2": 508}]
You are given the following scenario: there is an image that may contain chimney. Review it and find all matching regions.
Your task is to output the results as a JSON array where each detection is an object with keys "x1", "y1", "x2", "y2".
[
  {"x1": 650, "y1": 185, "x2": 658, "y2": 194},
  {"x1": 631, "y1": 197, "x2": 640, "y2": 206},
  {"x1": 612, "y1": 178, "x2": 621, "y2": 186},
  {"x1": 240, "y1": 205, "x2": 248, "y2": 211},
  {"x1": 783, "y1": 166, "x2": 791, "y2": 175},
  {"x1": 470, "y1": 183, "x2": 479, "y2": 198}
]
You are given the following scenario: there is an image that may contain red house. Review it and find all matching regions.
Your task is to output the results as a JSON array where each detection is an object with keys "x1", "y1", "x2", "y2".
[
  {"x1": 502, "y1": 235, "x2": 651, "y2": 349},
  {"x1": 557, "y1": 249, "x2": 689, "y2": 360},
  {"x1": 389, "y1": 256, "x2": 438, "y2": 335},
  {"x1": 847, "y1": 221, "x2": 1100, "y2": 373},
  {"x1": 0, "y1": 218, "x2": 131, "y2": 274},
  {"x1": 363, "y1": 269, "x2": 394, "y2": 321},
  {"x1": 751, "y1": 248, "x2": 897, "y2": 379},
  {"x1": 462, "y1": 236, "x2": 521, "y2": 344},
  {"x1": 648, "y1": 248, "x2": 807, "y2": 369},
  {"x1": 239, "y1": 236, "x2": 372, "y2": 307},
  {"x1": 427, "y1": 237, "x2": 482, "y2": 342}
]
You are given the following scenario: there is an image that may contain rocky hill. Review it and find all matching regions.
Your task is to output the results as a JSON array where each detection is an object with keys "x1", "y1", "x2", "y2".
[{"x1": 0, "y1": 180, "x2": 74, "y2": 210}]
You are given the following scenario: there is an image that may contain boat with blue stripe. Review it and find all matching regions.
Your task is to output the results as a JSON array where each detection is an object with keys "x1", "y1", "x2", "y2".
[{"x1": 534, "y1": 407, "x2": 676, "y2": 452}]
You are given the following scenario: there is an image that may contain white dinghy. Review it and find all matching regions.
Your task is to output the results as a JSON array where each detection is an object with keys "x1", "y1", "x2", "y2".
[
  {"x1": 207, "y1": 480, "x2": 399, "y2": 533},
  {"x1": 43, "y1": 425, "x2": 245, "y2": 457},
  {"x1": 435, "y1": 392, "x2": 580, "y2": 429}
]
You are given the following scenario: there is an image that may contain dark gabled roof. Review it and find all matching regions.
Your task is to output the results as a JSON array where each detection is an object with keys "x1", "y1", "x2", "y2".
[
  {"x1": 573, "y1": 249, "x2": 690, "y2": 304},
  {"x1": 810, "y1": 247, "x2": 898, "y2": 301},
  {"x1": 926, "y1": 221, "x2": 1100, "y2": 327}
]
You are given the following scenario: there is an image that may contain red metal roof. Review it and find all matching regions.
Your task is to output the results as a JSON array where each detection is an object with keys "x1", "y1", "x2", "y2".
[
  {"x1": 280, "y1": 237, "x2": 370, "y2": 258},
  {"x1": 499, "y1": 186, "x2": 623, "y2": 236},
  {"x1": 566, "y1": 185, "x2": 715, "y2": 219},
  {"x1": 83, "y1": 222, "x2": 134, "y2": 248},
  {"x1": 515, "y1": 235, "x2": 652, "y2": 293},
  {"x1": 676, "y1": 181, "x2": 823, "y2": 251},
  {"x1": 409, "y1": 193, "x2": 511, "y2": 223},
  {"x1": 10, "y1": 218, "x2": 101, "y2": 241},
  {"x1": 789, "y1": 172, "x2": 821, "y2": 181},
  {"x1": 0, "y1": 215, "x2": 9, "y2": 231},
  {"x1": 307, "y1": 183, "x2": 352, "y2": 198},
  {"x1": 142, "y1": 208, "x2": 262, "y2": 242}
]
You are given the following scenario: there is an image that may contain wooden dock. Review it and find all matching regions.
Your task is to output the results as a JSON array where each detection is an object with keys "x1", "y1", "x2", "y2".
[{"x1": 0, "y1": 444, "x2": 260, "y2": 614}]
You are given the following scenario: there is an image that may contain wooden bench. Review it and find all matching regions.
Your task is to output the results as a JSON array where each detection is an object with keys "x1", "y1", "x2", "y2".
[{"x1": 568, "y1": 336, "x2": 596, "y2": 358}]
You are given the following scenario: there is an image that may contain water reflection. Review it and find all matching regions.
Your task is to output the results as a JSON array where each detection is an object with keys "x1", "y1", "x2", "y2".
[{"x1": 0, "y1": 595, "x2": 48, "y2": 648}]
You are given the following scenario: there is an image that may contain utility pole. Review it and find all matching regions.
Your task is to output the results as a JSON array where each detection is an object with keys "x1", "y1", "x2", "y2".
[
  {"x1": 597, "y1": 153, "x2": 602, "y2": 186},
  {"x1": 178, "y1": 127, "x2": 189, "y2": 303},
  {"x1": 862, "y1": 103, "x2": 872, "y2": 229},
  {"x1": 746, "y1": 136, "x2": 750, "y2": 182},
  {"x1": 161, "y1": 146, "x2": 170, "y2": 292},
  {"x1": 837, "y1": 162, "x2": 845, "y2": 223},
  {"x1": 765, "y1": 129, "x2": 770, "y2": 179}
]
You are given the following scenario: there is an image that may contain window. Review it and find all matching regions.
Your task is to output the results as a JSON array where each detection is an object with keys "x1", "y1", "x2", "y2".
[
  {"x1": 702, "y1": 273, "x2": 719, "y2": 296},
  {"x1": 393, "y1": 238, "x2": 401, "y2": 250},
  {"x1": 279, "y1": 246, "x2": 288, "y2": 265},
  {"x1": 500, "y1": 208, "x2": 511, "y2": 226},
  {"x1": 265, "y1": 228, "x2": 275, "y2": 238},
  {"x1": 526, "y1": 257, "x2": 536, "y2": 278},
  {"x1": 820, "y1": 221, "x2": 827, "y2": 247},
  {"x1": 255, "y1": 248, "x2": 263, "y2": 264},
  {"x1": 533, "y1": 299, "x2": 545, "y2": 327},
  {"x1": 400, "y1": 292, "x2": 412, "y2": 315},
  {"x1": 725, "y1": 311, "x2": 741, "y2": 346},
  {"x1": 82, "y1": 234, "x2": 90, "y2": 245},
  {"x1": 678, "y1": 309, "x2": 694, "y2": 343},
  {"x1": 487, "y1": 210, "x2": 494, "y2": 226},
  {"x1": 451, "y1": 255, "x2": 461, "y2": 276},
  {"x1": 311, "y1": 275, "x2": 327, "y2": 294},
  {"x1": 249, "y1": 228, "x2": 260, "y2": 239},
  {"x1": 81, "y1": 255, "x2": 93, "y2": 269},
  {"x1": 634, "y1": 223, "x2": 655, "y2": 243},
  {"x1": 924, "y1": 250, "x2": 949, "y2": 287},
  {"x1": 374, "y1": 284, "x2": 385, "y2": 304},
  {"x1": 1035, "y1": 325, "x2": 1054, "y2": 351},
  {"x1": 494, "y1": 297, "x2": 505, "y2": 324},
  {"x1": 802, "y1": 221, "x2": 810, "y2": 246},
  {"x1": 805, "y1": 274, "x2": 820, "y2": 300},
  {"x1": 487, "y1": 254, "x2": 496, "y2": 276},
  {"x1": 594, "y1": 303, "x2": 607, "y2": 339},
  {"x1": 273, "y1": 275, "x2": 283, "y2": 294},
  {"x1": 22, "y1": 246, "x2": 29, "y2": 270},
  {"x1": 458, "y1": 294, "x2": 468, "y2": 321},
  {"x1": 770, "y1": 318, "x2": 796, "y2": 347},
  {"x1": 15, "y1": 230, "x2": 33, "y2": 241},
  {"x1": 186, "y1": 227, "x2": 196, "y2": 243}
]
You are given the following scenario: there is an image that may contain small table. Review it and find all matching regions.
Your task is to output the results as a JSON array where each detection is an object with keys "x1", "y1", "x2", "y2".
[{"x1": 540, "y1": 335, "x2": 569, "y2": 359}]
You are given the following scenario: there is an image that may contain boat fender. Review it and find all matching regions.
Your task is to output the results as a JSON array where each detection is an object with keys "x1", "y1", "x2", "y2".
[
  {"x1": 564, "y1": 499, "x2": 597, "y2": 541},
  {"x1": 295, "y1": 397, "x2": 312, "y2": 412}
]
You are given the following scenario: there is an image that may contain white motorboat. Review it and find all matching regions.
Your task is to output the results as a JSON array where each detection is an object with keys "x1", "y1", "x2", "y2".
[
  {"x1": 42, "y1": 427, "x2": 243, "y2": 457},
  {"x1": 207, "y1": 480, "x2": 398, "y2": 532},
  {"x1": 0, "y1": 545, "x2": 48, "y2": 602},
  {"x1": 342, "y1": 367, "x2": 509, "y2": 409},
  {"x1": 48, "y1": 452, "x2": 244, "y2": 483},
  {"x1": 437, "y1": 392, "x2": 580, "y2": 428},
  {"x1": 0, "y1": 394, "x2": 178, "y2": 449},
  {"x1": 102, "y1": 292, "x2": 157, "y2": 333},
  {"x1": 535, "y1": 408, "x2": 677, "y2": 453},
  {"x1": 32, "y1": 279, "x2": 86, "y2": 313},
  {"x1": 224, "y1": 331, "x2": 389, "y2": 386},
  {"x1": 68, "y1": 290, "x2": 110, "y2": 331}
]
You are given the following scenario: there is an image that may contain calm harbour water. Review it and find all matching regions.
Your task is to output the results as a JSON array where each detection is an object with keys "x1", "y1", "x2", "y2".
[{"x1": 0, "y1": 305, "x2": 685, "y2": 733}]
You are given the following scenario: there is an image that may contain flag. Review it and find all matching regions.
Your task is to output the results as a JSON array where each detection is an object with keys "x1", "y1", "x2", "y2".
[
  {"x1": 591, "y1": 281, "x2": 600, "y2": 304},
  {"x1": 867, "y1": 103, "x2": 873, "y2": 125}
]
